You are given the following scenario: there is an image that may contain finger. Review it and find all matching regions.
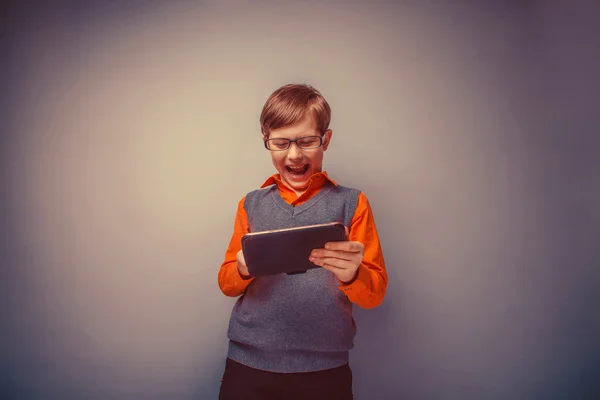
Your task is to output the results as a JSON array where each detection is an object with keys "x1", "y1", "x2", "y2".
[
  {"x1": 309, "y1": 257, "x2": 343, "y2": 268},
  {"x1": 310, "y1": 249, "x2": 353, "y2": 261},
  {"x1": 319, "y1": 261, "x2": 344, "y2": 272},
  {"x1": 324, "y1": 241, "x2": 363, "y2": 253},
  {"x1": 319, "y1": 262, "x2": 356, "y2": 283},
  {"x1": 318, "y1": 257, "x2": 351, "y2": 269}
]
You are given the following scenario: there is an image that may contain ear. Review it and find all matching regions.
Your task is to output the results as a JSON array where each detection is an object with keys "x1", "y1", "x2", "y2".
[{"x1": 322, "y1": 129, "x2": 333, "y2": 151}]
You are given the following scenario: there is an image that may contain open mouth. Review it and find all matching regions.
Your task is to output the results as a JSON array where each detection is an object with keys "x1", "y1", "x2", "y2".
[{"x1": 286, "y1": 164, "x2": 309, "y2": 177}]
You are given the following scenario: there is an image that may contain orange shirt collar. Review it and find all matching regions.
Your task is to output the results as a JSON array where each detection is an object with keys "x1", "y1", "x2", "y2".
[
  {"x1": 260, "y1": 171, "x2": 337, "y2": 205},
  {"x1": 260, "y1": 171, "x2": 337, "y2": 189}
]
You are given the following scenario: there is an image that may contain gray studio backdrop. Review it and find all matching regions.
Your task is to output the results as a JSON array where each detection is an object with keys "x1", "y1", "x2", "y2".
[{"x1": 3, "y1": 1, "x2": 599, "y2": 399}]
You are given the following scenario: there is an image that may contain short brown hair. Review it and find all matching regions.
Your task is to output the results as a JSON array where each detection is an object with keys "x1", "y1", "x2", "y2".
[{"x1": 260, "y1": 84, "x2": 331, "y2": 137}]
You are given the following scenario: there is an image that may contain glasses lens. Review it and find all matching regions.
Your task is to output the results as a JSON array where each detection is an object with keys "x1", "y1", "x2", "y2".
[
  {"x1": 267, "y1": 138, "x2": 290, "y2": 150},
  {"x1": 265, "y1": 136, "x2": 323, "y2": 151},
  {"x1": 297, "y1": 136, "x2": 322, "y2": 149}
]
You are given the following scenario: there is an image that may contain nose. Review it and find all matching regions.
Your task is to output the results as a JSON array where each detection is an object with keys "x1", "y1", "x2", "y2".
[{"x1": 286, "y1": 142, "x2": 303, "y2": 160}]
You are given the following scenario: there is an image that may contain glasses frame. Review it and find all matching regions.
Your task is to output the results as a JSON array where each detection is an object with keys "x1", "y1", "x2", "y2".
[{"x1": 263, "y1": 135, "x2": 324, "y2": 152}]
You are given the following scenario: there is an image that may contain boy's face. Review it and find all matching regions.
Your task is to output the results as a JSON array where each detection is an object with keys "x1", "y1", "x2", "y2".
[{"x1": 265, "y1": 117, "x2": 332, "y2": 195}]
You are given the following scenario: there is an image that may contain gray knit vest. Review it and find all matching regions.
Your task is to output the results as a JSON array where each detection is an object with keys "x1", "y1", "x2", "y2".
[{"x1": 226, "y1": 182, "x2": 361, "y2": 373}]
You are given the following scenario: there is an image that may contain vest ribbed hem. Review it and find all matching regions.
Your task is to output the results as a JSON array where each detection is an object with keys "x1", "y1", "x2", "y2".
[{"x1": 227, "y1": 340, "x2": 349, "y2": 373}]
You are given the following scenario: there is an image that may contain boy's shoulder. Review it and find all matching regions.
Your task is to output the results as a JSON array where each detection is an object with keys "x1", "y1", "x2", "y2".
[
  {"x1": 241, "y1": 182, "x2": 363, "y2": 207},
  {"x1": 330, "y1": 180, "x2": 363, "y2": 196},
  {"x1": 244, "y1": 183, "x2": 277, "y2": 197},
  {"x1": 244, "y1": 181, "x2": 362, "y2": 196},
  {"x1": 239, "y1": 184, "x2": 276, "y2": 207}
]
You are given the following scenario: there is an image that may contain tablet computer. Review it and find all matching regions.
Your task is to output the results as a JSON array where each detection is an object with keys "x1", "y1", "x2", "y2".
[{"x1": 241, "y1": 221, "x2": 346, "y2": 277}]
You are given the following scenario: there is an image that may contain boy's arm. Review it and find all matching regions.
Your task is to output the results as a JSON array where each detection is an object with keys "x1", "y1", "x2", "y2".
[
  {"x1": 337, "y1": 192, "x2": 388, "y2": 309},
  {"x1": 217, "y1": 197, "x2": 254, "y2": 297}
]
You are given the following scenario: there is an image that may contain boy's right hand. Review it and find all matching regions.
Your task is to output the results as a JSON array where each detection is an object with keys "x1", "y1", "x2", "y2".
[{"x1": 236, "y1": 250, "x2": 252, "y2": 279}]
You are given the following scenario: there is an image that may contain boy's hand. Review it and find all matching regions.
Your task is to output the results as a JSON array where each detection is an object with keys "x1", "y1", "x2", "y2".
[
  {"x1": 309, "y1": 226, "x2": 364, "y2": 283},
  {"x1": 236, "y1": 250, "x2": 252, "y2": 279}
]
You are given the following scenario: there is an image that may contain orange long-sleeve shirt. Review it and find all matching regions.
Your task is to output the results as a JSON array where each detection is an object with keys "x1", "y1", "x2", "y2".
[{"x1": 217, "y1": 171, "x2": 388, "y2": 309}]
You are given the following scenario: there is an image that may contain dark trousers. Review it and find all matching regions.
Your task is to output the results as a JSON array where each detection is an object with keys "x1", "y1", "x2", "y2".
[{"x1": 218, "y1": 358, "x2": 353, "y2": 400}]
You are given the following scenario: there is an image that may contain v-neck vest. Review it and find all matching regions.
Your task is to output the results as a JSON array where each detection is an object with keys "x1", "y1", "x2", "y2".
[
  {"x1": 245, "y1": 182, "x2": 359, "y2": 232},
  {"x1": 226, "y1": 182, "x2": 361, "y2": 373}
]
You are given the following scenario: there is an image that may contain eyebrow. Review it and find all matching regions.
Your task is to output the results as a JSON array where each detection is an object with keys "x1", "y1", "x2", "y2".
[{"x1": 269, "y1": 133, "x2": 315, "y2": 139}]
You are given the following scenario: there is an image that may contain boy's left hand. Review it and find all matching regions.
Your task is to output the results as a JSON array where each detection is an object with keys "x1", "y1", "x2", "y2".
[{"x1": 309, "y1": 226, "x2": 364, "y2": 284}]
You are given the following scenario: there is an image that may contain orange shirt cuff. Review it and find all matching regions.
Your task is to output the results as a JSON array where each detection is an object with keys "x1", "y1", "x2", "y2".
[{"x1": 337, "y1": 263, "x2": 370, "y2": 294}]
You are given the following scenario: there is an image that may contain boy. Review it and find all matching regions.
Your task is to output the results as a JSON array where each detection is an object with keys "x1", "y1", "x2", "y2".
[{"x1": 217, "y1": 84, "x2": 387, "y2": 399}]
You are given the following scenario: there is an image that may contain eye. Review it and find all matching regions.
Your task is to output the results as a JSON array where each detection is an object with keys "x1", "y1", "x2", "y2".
[
  {"x1": 298, "y1": 137, "x2": 320, "y2": 147},
  {"x1": 270, "y1": 139, "x2": 289, "y2": 149}
]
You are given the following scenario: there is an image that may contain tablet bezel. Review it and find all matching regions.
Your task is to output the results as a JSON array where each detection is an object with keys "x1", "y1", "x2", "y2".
[{"x1": 241, "y1": 221, "x2": 346, "y2": 277}]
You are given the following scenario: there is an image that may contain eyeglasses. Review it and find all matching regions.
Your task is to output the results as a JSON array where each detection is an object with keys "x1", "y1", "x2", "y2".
[{"x1": 264, "y1": 135, "x2": 323, "y2": 151}]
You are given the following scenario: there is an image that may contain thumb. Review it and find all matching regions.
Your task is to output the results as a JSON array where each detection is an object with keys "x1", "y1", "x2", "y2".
[{"x1": 344, "y1": 225, "x2": 349, "y2": 238}]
